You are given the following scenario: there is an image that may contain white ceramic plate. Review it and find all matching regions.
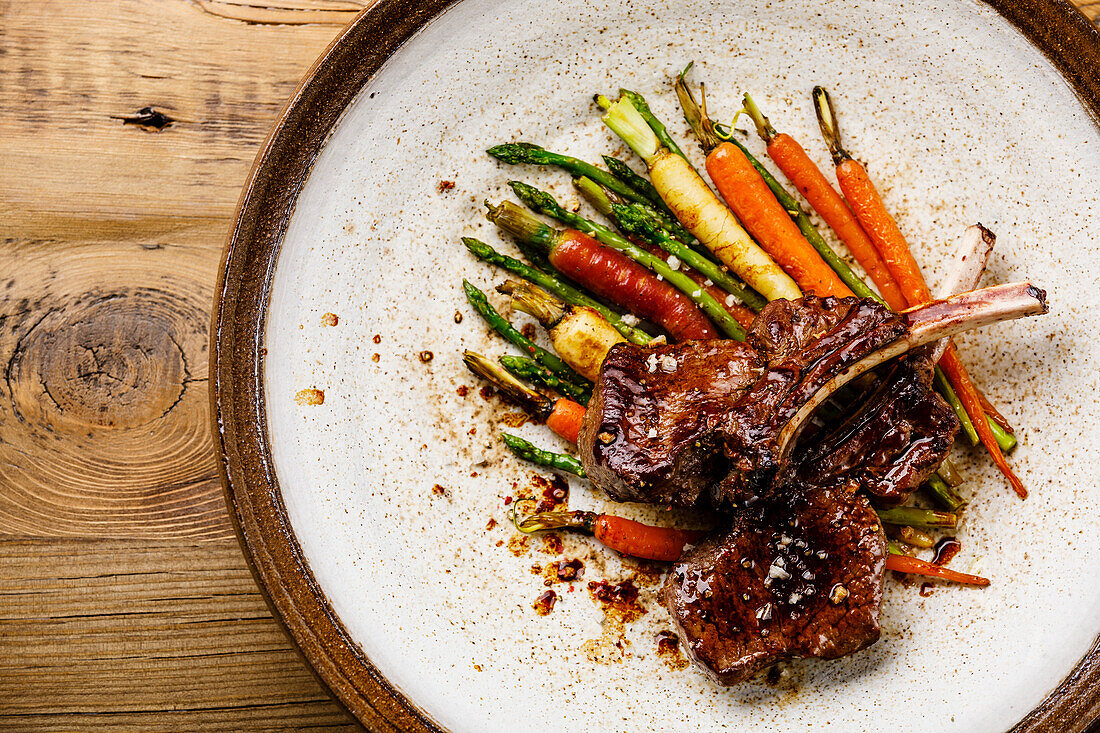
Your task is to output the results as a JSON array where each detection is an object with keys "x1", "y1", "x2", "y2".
[{"x1": 215, "y1": 1, "x2": 1100, "y2": 730}]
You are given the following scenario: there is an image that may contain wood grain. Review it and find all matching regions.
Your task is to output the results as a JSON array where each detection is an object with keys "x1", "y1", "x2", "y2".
[{"x1": 0, "y1": 0, "x2": 1093, "y2": 730}]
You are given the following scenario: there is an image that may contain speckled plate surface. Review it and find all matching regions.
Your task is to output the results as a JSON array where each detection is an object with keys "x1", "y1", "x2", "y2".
[{"x1": 213, "y1": 1, "x2": 1100, "y2": 730}]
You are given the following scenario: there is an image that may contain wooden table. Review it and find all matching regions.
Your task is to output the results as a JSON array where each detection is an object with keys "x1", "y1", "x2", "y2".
[{"x1": 0, "y1": 1, "x2": 1096, "y2": 730}]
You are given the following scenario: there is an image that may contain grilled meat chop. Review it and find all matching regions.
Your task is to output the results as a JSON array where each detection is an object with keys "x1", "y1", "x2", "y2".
[{"x1": 578, "y1": 284, "x2": 1047, "y2": 685}]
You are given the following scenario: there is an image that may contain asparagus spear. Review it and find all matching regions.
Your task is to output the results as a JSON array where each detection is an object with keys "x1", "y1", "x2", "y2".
[
  {"x1": 612, "y1": 202, "x2": 769, "y2": 311},
  {"x1": 925, "y1": 473, "x2": 967, "y2": 513},
  {"x1": 463, "y1": 237, "x2": 653, "y2": 345},
  {"x1": 600, "y1": 156, "x2": 696, "y2": 243},
  {"x1": 508, "y1": 180, "x2": 747, "y2": 341},
  {"x1": 574, "y1": 175, "x2": 728, "y2": 271},
  {"x1": 487, "y1": 142, "x2": 665, "y2": 213},
  {"x1": 499, "y1": 355, "x2": 591, "y2": 404},
  {"x1": 501, "y1": 432, "x2": 586, "y2": 478},
  {"x1": 462, "y1": 280, "x2": 591, "y2": 392},
  {"x1": 602, "y1": 155, "x2": 663, "y2": 207},
  {"x1": 877, "y1": 506, "x2": 958, "y2": 530}
]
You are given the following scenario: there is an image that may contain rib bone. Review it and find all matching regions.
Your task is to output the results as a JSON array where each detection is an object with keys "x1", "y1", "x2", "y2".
[{"x1": 929, "y1": 224, "x2": 997, "y2": 362}]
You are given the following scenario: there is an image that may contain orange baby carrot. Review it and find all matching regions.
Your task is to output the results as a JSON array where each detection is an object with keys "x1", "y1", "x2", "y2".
[
  {"x1": 545, "y1": 398, "x2": 586, "y2": 444},
  {"x1": 767, "y1": 134, "x2": 908, "y2": 310},
  {"x1": 885, "y1": 552, "x2": 990, "y2": 586},
  {"x1": 706, "y1": 142, "x2": 850, "y2": 298}
]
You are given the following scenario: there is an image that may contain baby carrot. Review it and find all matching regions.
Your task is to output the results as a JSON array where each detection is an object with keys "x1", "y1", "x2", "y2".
[
  {"x1": 486, "y1": 200, "x2": 718, "y2": 341},
  {"x1": 705, "y1": 142, "x2": 850, "y2": 298},
  {"x1": 514, "y1": 508, "x2": 705, "y2": 562},
  {"x1": 599, "y1": 92, "x2": 801, "y2": 302},
  {"x1": 741, "y1": 94, "x2": 907, "y2": 310},
  {"x1": 545, "y1": 394, "x2": 587, "y2": 444},
  {"x1": 463, "y1": 350, "x2": 587, "y2": 443},
  {"x1": 884, "y1": 552, "x2": 990, "y2": 586}
]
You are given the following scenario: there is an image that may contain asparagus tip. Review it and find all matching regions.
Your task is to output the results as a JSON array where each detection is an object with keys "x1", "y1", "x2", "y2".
[{"x1": 487, "y1": 142, "x2": 545, "y2": 165}]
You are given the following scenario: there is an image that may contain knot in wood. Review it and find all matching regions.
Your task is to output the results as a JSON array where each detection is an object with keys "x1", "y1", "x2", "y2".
[{"x1": 8, "y1": 289, "x2": 190, "y2": 430}]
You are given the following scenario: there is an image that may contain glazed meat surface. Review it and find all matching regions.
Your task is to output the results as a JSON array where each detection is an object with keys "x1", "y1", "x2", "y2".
[
  {"x1": 578, "y1": 295, "x2": 913, "y2": 508},
  {"x1": 664, "y1": 483, "x2": 886, "y2": 685},
  {"x1": 794, "y1": 352, "x2": 958, "y2": 507},
  {"x1": 664, "y1": 353, "x2": 959, "y2": 684},
  {"x1": 577, "y1": 339, "x2": 761, "y2": 507}
]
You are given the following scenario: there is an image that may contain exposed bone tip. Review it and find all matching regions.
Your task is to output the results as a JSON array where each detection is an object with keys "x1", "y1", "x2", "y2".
[
  {"x1": 1026, "y1": 284, "x2": 1049, "y2": 314},
  {"x1": 975, "y1": 222, "x2": 997, "y2": 246}
]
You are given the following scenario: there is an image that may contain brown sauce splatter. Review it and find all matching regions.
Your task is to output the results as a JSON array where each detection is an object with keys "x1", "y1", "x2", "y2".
[
  {"x1": 932, "y1": 537, "x2": 962, "y2": 566},
  {"x1": 655, "y1": 630, "x2": 689, "y2": 670},
  {"x1": 321, "y1": 312, "x2": 339, "y2": 326},
  {"x1": 372, "y1": 334, "x2": 382, "y2": 344},
  {"x1": 507, "y1": 535, "x2": 530, "y2": 556},
  {"x1": 456, "y1": 385, "x2": 469, "y2": 397},
  {"x1": 588, "y1": 579, "x2": 646, "y2": 623},
  {"x1": 499, "y1": 411, "x2": 529, "y2": 428},
  {"x1": 418, "y1": 350, "x2": 434, "y2": 363},
  {"x1": 372, "y1": 353, "x2": 380, "y2": 363},
  {"x1": 540, "y1": 558, "x2": 584, "y2": 586},
  {"x1": 919, "y1": 582, "x2": 936, "y2": 597},
  {"x1": 479, "y1": 386, "x2": 495, "y2": 401},
  {"x1": 623, "y1": 559, "x2": 664, "y2": 588},
  {"x1": 454, "y1": 311, "x2": 463, "y2": 324},
  {"x1": 538, "y1": 533, "x2": 564, "y2": 555},
  {"x1": 484, "y1": 518, "x2": 497, "y2": 531},
  {"x1": 521, "y1": 323, "x2": 538, "y2": 340},
  {"x1": 530, "y1": 473, "x2": 569, "y2": 512},
  {"x1": 533, "y1": 589, "x2": 557, "y2": 616},
  {"x1": 294, "y1": 388, "x2": 324, "y2": 405},
  {"x1": 431, "y1": 484, "x2": 447, "y2": 496},
  {"x1": 438, "y1": 180, "x2": 455, "y2": 193},
  {"x1": 553, "y1": 558, "x2": 584, "y2": 581}
]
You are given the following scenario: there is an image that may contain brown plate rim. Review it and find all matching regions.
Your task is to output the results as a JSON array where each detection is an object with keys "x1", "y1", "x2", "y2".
[{"x1": 210, "y1": 1, "x2": 1100, "y2": 731}]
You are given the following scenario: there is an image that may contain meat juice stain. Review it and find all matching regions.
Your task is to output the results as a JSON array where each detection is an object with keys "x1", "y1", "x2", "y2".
[
  {"x1": 587, "y1": 579, "x2": 646, "y2": 623},
  {"x1": 655, "y1": 630, "x2": 689, "y2": 670},
  {"x1": 932, "y1": 537, "x2": 962, "y2": 566},
  {"x1": 530, "y1": 473, "x2": 569, "y2": 512},
  {"x1": 507, "y1": 535, "x2": 529, "y2": 556},
  {"x1": 541, "y1": 558, "x2": 584, "y2": 586},
  {"x1": 499, "y1": 411, "x2": 529, "y2": 428},
  {"x1": 539, "y1": 534, "x2": 564, "y2": 555},
  {"x1": 533, "y1": 589, "x2": 557, "y2": 616}
]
